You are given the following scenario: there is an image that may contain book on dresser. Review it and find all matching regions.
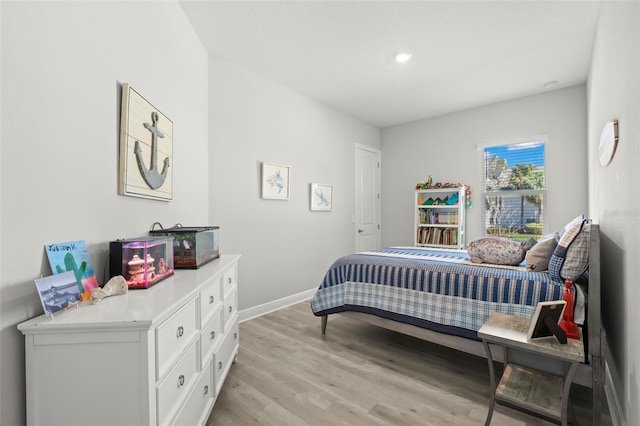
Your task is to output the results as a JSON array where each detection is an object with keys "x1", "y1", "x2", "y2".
[{"x1": 415, "y1": 187, "x2": 466, "y2": 249}]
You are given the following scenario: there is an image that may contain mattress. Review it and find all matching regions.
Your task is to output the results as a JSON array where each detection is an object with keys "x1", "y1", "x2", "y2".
[{"x1": 310, "y1": 247, "x2": 579, "y2": 340}]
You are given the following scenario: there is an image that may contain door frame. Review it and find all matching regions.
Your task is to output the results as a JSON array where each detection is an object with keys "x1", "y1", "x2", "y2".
[{"x1": 354, "y1": 143, "x2": 382, "y2": 251}]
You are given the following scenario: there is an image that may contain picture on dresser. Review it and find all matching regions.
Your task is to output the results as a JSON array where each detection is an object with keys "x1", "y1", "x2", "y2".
[
  {"x1": 35, "y1": 271, "x2": 82, "y2": 316},
  {"x1": 45, "y1": 240, "x2": 99, "y2": 302}
]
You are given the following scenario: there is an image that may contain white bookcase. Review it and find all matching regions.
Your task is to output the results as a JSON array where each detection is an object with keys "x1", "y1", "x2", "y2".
[{"x1": 415, "y1": 187, "x2": 466, "y2": 249}]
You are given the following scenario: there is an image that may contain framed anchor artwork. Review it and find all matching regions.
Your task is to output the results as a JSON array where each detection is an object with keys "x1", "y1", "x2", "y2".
[{"x1": 119, "y1": 83, "x2": 173, "y2": 201}]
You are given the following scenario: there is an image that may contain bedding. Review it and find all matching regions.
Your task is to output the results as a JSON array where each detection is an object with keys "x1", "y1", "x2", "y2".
[{"x1": 311, "y1": 246, "x2": 583, "y2": 341}]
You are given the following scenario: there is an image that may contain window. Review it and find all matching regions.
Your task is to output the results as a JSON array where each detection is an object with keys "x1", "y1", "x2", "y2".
[{"x1": 482, "y1": 140, "x2": 546, "y2": 240}]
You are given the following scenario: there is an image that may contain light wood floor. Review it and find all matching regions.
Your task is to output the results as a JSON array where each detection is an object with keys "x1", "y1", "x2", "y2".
[{"x1": 206, "y1": 301, "x2": 610, "y2": 425}]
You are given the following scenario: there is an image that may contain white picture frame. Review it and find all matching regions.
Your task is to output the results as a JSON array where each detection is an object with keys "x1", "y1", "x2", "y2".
[
  {"x1": 261, "y1": 162, "x2": 290, "y2": 200},
  {"x1": 35, "y1": 271, "x2": 82, "y2": 316},
  {"x1": 527, "y1": 300, "x2": 566, "y2": 340},
  {"x1": 310, "y1": 183, "x2": 333, "y2": 211}
]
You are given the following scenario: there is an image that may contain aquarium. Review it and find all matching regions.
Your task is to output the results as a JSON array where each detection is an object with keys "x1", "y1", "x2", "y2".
[
  {"x1": 150, "y1": 226, "x2": 219, "y2": 269},
  {"x1": 109, "y1": 236, "x2": 174, "y2": 289}
]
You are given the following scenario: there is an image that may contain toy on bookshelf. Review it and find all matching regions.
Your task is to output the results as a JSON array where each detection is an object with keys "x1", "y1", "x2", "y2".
[{"x1": 415, "y1": 179, "x2": 471, "y2": 209}]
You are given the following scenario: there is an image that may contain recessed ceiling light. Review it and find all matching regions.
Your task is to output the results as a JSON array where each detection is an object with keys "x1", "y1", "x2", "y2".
[{"x1": 395, "y1": 52, "x2": 412, "y2": 63}]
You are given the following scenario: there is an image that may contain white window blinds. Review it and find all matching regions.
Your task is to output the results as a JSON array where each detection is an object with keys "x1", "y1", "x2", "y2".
[{"x1": 482, "y1": 140, "x2": 546, "y2": 239}]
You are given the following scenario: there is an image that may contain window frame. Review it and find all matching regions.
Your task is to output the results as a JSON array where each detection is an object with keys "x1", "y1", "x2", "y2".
[{"x1": 480, "y1": 138, "x2": 548, "y2": 238}]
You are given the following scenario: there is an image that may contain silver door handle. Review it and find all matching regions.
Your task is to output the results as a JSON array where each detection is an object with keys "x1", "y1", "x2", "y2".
[{"x1": 358, "y1": 229, "x2": 364, "y2": 233}]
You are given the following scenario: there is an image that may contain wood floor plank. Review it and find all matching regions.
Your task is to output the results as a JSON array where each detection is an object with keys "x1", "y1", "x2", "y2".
[{"x1": 207, "y1": 301, "x2": 610, "y2": 425}]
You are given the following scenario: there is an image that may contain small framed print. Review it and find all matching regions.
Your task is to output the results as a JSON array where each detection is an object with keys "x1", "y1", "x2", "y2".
[
  {"x1": 527, "y1": 300, "x2": 566, "y2": 340},
  {"x1": 35, "y1": 271, "x2": 82, "y2": 316},
  {"x1": 261, "y1": 162, "x2": 290, "y2": 200},
  {"x1": 310, "y1": 183, "x2": 332, "y2": 211}
]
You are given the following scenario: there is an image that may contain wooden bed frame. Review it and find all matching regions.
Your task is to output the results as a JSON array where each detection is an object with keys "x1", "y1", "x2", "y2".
[{"x1": 320, "y1": 223, "x2": 604, "y2": 425}]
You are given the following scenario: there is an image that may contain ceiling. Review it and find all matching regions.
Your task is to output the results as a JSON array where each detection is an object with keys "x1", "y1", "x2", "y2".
[{"x1": 179, "y1": 1, "x2": 601, "y2": 128}]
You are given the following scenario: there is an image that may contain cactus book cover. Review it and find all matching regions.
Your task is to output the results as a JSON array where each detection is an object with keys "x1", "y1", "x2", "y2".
[{"x1": 45, "y1": 240, "x2": 99, "y2": 302}]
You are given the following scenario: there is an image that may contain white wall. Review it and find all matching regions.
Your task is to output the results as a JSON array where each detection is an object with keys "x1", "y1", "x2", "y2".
[
  {"x1": 381, "y1": 86, "x2": 588, "y2": 246},
  {"x1": 587, "y1": 2, "x2": 640, "y2": 424},
  {"x1": 208, "y1": 59, "x2": 381, "y2": 311},
  {"x1": 0, "y1": 2, "x2": 209, "y2": 424}
]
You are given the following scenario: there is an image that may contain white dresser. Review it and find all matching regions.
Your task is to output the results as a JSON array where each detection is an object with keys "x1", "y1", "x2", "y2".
[{"x1": 18, "y1": 254, "x2": 240, "y2": 426}]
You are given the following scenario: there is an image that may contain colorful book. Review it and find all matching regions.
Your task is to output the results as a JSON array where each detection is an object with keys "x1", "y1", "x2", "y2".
[{"x1": 45, "y1": 240, "x2": 99, "y2": 302}]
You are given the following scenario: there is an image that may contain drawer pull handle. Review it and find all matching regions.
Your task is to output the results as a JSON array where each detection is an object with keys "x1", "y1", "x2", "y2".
[
  {"x1": 210, "y1": 331, "x2": 216, "y2": 340},
  {"x1": 176, "y1": 326, "x2": 184, "y2": 338},
  {"x1": 218, "y1": 361, "x2": 223, "y2": 371},
  {"x1": 234, "y1": 332, "x2": 238, "y2": 340},
  {"x1": 229, "y1": 306, "x2": 232, "y2": 313},
  {"x1": 209, "y1": 295, "x2": 214, "y2": 304},
  {"x1": 177, "y1": 374, "x2": 185, "y2": 388},
  {"x1": 228, "y1": 277, "x2": 232, "y2": 284},
  {"x1": 204, "y1": 385, "x2": 209, "y2": 396}
]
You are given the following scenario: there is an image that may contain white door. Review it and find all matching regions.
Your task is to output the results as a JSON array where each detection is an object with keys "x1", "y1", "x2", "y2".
[{"x1": 355, "y1": 144, "x2": 381, "y2": 252}]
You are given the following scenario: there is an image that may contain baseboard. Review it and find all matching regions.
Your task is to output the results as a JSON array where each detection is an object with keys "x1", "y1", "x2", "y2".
[
  {"x1": 239, "y1": 287, "x2": 317, "y2": 323},
  {"x1": 605, "y1": 360, "x2": 626, "y2": 426}
]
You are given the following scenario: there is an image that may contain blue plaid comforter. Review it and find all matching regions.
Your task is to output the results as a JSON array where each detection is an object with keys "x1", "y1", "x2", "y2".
[{"x1": 310, "y1": 247, "x2": 567, "y2": 340}]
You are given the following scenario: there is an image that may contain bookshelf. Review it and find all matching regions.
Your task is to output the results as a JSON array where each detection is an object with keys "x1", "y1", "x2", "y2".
[{"x1": 415, "y1": 187, "x2": 466, "y2": 249}]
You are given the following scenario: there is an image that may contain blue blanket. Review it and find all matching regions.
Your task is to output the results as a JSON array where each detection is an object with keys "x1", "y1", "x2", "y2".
[{"x1": 310, "y1": 247, "x2": 566, "y2": 340}]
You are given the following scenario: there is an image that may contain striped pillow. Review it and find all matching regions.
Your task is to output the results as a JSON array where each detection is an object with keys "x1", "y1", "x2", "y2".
[{"x1": 548, "y1": 215, "x2": 590, "y2": 281}]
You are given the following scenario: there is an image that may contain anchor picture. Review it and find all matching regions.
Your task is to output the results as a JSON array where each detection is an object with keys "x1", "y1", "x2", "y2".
[
  {"x1": 135, "y1": 111, "x2": 170, "y2": 189},
  {"x1": 119, "y1": 83, "x2": 173, "y2": 201}
]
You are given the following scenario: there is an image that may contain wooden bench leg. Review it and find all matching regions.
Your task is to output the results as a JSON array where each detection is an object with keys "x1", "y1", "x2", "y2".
[{"x1": 321, "y1": 315, "x2": 327, "y2": 335}]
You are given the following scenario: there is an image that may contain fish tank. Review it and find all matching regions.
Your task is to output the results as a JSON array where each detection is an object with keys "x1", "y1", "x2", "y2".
[
  {"x1": 109, "y1": 236, "x2": 174, "y2": 289},
  {"x1": 150, "y1": 225, "x2": 219, "y2": 269}
]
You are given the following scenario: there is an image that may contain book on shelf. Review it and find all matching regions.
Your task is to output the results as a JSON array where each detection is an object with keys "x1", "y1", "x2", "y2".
[
  {"x1": 419, "y1": 210, "x2": 459, "y2": 225},
  {"x1": 417, "y1": 227, "x2": 458, "y2": 246}
]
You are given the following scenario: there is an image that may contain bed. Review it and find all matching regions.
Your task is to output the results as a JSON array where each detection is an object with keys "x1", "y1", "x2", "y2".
[{"x1": 311, "y1": 221, "x2": 603, "y2": 425}]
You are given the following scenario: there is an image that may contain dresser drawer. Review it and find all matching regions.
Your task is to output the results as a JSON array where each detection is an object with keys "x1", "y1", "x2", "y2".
[
  {"x1": 156, "y1": 299, "x2": 198, "y2": 379},
  {"x1": 199, "y1": 277, "x2": 222, "y2": 328},
  {"x1": 223, "y1": 289, "x2": 237, "y2": 331},
  {"x1": 171, "y1": 361, "x2": 213, "y2": 426},
  {"x1": 214, "y1": 319, "x2": 239, "y2": 394},
  {"x1": 200, "y1": 309, "x2": 223, "y2": 369},
  {"x1": 222, "y1": 265, "x2": 236, "y2": 298},
  {"x1": 157, "y1": 341, "x2": 198, "y2": 426}
]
